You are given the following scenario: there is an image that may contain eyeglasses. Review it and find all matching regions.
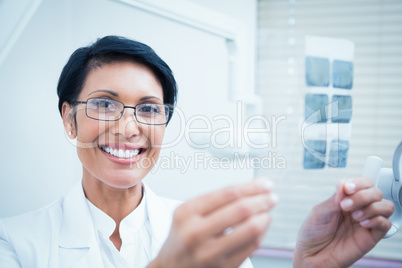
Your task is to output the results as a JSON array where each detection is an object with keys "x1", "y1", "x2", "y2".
[{"x1": 73, "y1": 98, "x2": 171, "y2": 125}]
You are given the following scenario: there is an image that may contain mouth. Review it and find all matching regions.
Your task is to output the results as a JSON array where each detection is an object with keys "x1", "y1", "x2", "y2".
[{"x1": 99, "y1": 144, "x2": 145, "y2": 159}]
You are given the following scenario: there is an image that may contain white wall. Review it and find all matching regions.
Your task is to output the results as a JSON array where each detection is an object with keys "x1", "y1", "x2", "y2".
[
  {"x1": 188, "y1": 0, "x2": 257, "y2": 94},
  {"x1": 0, "y1": 0, "x2": 257, "y2": 217}
]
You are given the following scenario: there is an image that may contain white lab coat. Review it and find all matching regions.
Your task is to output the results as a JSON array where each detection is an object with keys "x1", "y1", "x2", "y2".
[{"x1": 0, "y1": 181, "x2": 253, "y2": 268}]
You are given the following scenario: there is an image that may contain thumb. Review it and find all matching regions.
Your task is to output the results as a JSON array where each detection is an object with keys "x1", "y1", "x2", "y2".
[
  {"x1": 313, "y1": 180, "x2": 345, "y2": 221},
  {"x1": 298, "y1": 181, "x2": 345, "y2": 242},
  {"x1": 334, "y1": 180, "x2": 347, "y2": 206}
]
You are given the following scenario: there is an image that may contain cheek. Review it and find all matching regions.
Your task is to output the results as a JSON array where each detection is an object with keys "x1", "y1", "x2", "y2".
[
  {"x1": 75, "y1": 115, "x2": 105, "y2": 143},
  {"x1": 146, "y1": 126, "x2": 165, "y2": 146}
]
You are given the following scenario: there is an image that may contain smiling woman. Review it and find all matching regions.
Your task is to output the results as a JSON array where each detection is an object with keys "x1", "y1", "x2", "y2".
[{"x1": 0, "y1": 35, "x2": 276, "y2": 268}]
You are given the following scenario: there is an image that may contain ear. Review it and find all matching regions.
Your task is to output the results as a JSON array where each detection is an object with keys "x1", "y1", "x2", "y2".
[{"x1": 62, "y1": 102, "x2": 77, "y2": 139}]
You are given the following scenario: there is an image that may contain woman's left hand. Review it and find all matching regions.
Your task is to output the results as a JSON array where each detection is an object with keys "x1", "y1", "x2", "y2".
[{"x1": 294, "y1": 177, "x2": 395, "y2": 268}]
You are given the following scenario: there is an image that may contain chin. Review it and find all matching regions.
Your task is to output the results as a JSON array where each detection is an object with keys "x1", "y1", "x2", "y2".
[
  {"x1": 103, "y1": 169, "x2": 148, "y2": 189},
  {"x1": 106, "y1": 178, "x2": 142, "y2": 189}
]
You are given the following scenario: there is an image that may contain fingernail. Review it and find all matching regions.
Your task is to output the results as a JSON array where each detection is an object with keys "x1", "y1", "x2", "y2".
[
  {"x1": 352, "y1": 210, "x2": 364, "y2": 220},
  {"x1": 345, "y1": 182, "x2": 356, "y2": 194},
  {"x1": 360, "y1": 219, "x2": 370, "y2": 226},
  {"x1": 258, "y1": 179, "x2": 274, "y2": 191},
  {"x1": 340, "y1": 199, "x2": 353, "y2": 210},
  {"x1": 270, "y1": 193, "x2": 279, "y2": 204}
]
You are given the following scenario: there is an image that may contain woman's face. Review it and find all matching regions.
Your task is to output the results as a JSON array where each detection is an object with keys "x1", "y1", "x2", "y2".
[{"x1": 66, "y1": 61, "x2": 165, "y2": 189}]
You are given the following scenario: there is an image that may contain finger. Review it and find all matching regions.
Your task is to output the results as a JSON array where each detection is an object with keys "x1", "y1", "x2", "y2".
[
  {"x1": 196, "y1": 212, "x2": 271, "y2": 264},
  {"x1": 342, "y1": 177, "x2": 375, "y2": 195},
  {"x1": 351, "y1": 199, "x2": 395, "y2": 221},
  {"x1": 220, "y1": 239, "x2": 261, "y2": 268},
  {"x1": 185, "y1": 179, "x2": 274, "y2": 215},
  {"x1": 203, "y1": 192, "x2": 278, "y2": 236},
  {"x1": 340, "y1": 187, "x2": 383, "y2": 211},
  {"x1": 193, "y1": 235, "x2": 260, "y2": 268},
  {"x1": 335, "y1": 180, "x2": 346, "y2": 204},
  {"x1": 359, "y1": 215, "x2": 393, "y2": 234}
]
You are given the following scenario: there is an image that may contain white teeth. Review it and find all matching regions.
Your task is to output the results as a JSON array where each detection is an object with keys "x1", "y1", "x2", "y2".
[
  {"x1": 100, "y1": 146, "x2": 141, "y2": 158},
  {"x1": 130, "y1": 150, "x2": 139, "y2": 157}
]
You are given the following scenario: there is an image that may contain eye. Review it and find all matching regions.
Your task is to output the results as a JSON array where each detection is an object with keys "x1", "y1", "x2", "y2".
[
  {"x1": 91, "y1": 98, "x2": 117, "y2": 112},
  {"x1": 138, "y1": 103, "x2": 162, "y2": 114}
]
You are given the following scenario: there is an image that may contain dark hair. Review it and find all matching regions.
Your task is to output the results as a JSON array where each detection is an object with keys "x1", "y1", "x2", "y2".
[{"x1": 57, "y1": 35, "x2": 177, "y2": 123}]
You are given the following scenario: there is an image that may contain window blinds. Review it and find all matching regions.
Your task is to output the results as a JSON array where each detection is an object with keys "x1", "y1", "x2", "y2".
[{"x1": 256, "y1": 0, "x2": 402, "y2": 261}]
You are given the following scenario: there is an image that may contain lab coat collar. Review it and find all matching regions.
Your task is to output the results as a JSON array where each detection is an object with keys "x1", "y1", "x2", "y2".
[
  {"x1": 59, "y1": 180, "x2": 104, "y2": 268},
  {"x1": 58, "y1": 180, "x2": 175, "y2": 266},
  {"x1": 59, "y1": 180, "x2": 96, "y2": 248},
  {"x1": 143, "y1": 182, "x2": 174, "y2": 260}
]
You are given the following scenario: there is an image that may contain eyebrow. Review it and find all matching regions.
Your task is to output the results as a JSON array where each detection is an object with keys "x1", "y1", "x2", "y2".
[
  {"x1": 140, "y1": 96, "x2": 162, "y2": 102},
  {"x1": 88, "y1": 89, "x2": 118, "y2": 97},
  {"x1": 88, "y1": 90, "x2": 161, "y2": 102}
]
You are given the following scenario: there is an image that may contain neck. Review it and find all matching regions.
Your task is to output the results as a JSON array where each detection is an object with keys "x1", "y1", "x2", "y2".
[{"x1": 81, "y1": 171, "x2": 143, "y2": 225}]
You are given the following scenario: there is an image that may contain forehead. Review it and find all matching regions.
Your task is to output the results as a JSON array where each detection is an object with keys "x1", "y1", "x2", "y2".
[{"x1": 80, "y1": 61, "x2": 163, "y2": 101}]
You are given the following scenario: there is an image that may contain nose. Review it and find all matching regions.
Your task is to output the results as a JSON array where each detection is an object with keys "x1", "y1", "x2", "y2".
[{"x1": 111, "y1": 107, "x2": 140, "y2": 139}]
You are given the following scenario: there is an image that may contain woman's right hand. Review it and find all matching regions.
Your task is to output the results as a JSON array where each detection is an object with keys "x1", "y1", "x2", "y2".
[{"x1": 148, "y1": 179, "x2": 278, "y2": 268}]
